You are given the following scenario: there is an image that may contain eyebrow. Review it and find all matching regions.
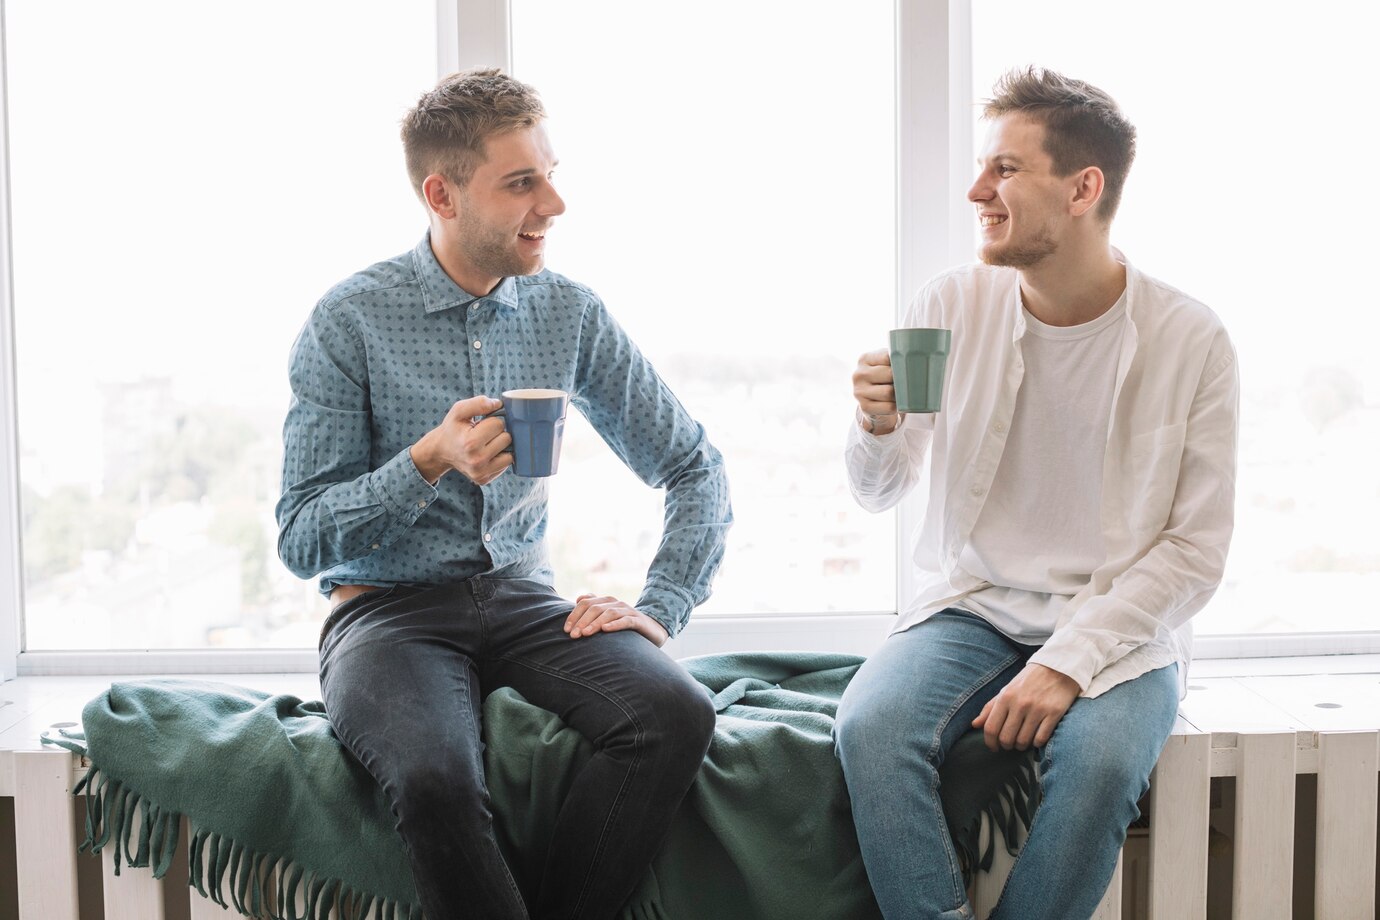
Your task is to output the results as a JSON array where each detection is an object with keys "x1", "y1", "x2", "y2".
[
  {"x1": 978, "y1": 154, "x2": 1024, "y2": 166},
  {"x1": 499, "y1": 162, "x2": 559, "y2": 180}
]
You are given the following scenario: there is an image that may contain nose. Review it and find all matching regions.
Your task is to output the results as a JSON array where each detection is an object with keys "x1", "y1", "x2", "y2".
[
  {"x1": 967, "y1": 169, "x2": 993, "y2": 204},
  {"x1": 539, "y1": 180, "x2": 566, "y2": 218}
]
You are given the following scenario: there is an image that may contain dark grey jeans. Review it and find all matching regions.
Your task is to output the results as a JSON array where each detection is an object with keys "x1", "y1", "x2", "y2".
[{"x1": 318, "y1": 577, "x2": 716, "y2": 920}]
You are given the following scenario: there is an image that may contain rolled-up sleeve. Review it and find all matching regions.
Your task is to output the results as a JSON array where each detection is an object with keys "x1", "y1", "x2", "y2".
[{"x1": 571, "y1": 296, "x2": 732, "y2": 637}]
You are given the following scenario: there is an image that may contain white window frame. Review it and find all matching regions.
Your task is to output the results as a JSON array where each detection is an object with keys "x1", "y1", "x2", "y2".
[{"x1": 1, "y1": 0, "x2": 1373, "y2": 679}]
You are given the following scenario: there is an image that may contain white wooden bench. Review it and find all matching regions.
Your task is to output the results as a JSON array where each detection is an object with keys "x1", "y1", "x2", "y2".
[{"x1": 6, "y1": 662, "x2": 1380, "y2": 919}]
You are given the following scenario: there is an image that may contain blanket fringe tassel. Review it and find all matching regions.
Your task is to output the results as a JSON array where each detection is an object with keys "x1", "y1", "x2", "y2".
[
  {"x1": 74, "y1": 766, "x2": 424, "y2": 920},
  {"x1": 950, "y1": 755, "x2": 1041, "y2": 886}
]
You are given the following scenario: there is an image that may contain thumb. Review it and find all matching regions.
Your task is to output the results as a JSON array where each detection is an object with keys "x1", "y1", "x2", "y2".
[{"x1": 450, "y1": 395, "x2": 502, "y2": 420}]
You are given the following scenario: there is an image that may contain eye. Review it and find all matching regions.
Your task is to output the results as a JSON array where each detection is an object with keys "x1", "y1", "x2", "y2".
[
  {"x1": 510, "y1": 177, "x2": 532, "y2": 189},
  {"x1": 997, "y1": 164, "x2": 1017, "y2": 177}
]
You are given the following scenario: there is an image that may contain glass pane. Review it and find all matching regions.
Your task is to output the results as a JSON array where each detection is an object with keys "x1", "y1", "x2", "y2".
[
  {"x1": 971, "y1": 1, "x2": 1380, "y2": 635},
  {"x1": 511, "y1": 0, "x2": 897, "y2": 614},
  {"x1": 8, "y1": 0, "x2": 436, "y2": 649}
]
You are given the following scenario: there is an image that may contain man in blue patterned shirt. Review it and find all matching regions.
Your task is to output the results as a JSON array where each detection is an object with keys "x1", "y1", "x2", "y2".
[{"x1": 276, "y1": 69, "x2": 732, "y2": 920}]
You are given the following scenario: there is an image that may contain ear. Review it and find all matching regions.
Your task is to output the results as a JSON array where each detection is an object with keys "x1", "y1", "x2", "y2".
[
  {"x1": 422, "y1": 173, "x2": 459, "y2": 220},
  {"x1": 1068, "y1": 166, "x2": 1105, "y2": 219}
]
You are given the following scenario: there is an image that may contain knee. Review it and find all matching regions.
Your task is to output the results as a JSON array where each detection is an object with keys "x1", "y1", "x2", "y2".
[
  {"x1": 662, "y1": 684, "x2": 717, "y2": 755},
  {"x1": 637, "y1": 682, "x2": 716, "y2": 770},
  {"x1": 1044, "y1": 743, "x2": 1149, "y2": 818},
  {"x1": 834, "y1": 683, "x2": 898, "y2": 766},
  {"x1": 390, "y1": 760, "x2": 488, "y2": 826}
]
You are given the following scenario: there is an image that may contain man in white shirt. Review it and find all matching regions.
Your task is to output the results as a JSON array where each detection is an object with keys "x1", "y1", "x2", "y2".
[{"x1": 835, "y1": 68, "x2": 1237, "y2": 920}]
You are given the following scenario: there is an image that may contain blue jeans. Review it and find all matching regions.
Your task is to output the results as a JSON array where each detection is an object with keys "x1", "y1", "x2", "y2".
[
  {"x1": 318, "y1": 577, "x2": 716, "y2": 920},
  {"x1": 834, "y1": 609, "x2": 1178, "y2": 920}
]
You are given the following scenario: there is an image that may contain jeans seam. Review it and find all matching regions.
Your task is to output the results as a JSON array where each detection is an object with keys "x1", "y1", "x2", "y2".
[
  {"x1": 497, "y1": 653, "x2": 645, "y2": 919},
  {"x1": 927, "y1": 650, "x2": 1021, "y2": 911}
]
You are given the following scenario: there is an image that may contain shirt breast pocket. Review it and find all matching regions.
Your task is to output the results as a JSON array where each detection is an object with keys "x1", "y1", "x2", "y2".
[{"x1": 1124, "y1": 422, "x2": 1188, "y2": 539}]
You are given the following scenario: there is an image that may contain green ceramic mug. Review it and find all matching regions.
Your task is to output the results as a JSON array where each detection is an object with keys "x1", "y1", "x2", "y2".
[{"x1": 889, "y1": 328, "x2": 951, "y2": 413}]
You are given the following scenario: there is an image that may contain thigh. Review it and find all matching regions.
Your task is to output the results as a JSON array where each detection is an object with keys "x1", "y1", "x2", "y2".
[
  {"x1": 477, "y1": 578, "x2": 710, "y2": 744},
  {"x1": 1043, "y1": 663, "x2": 1180, "y2": 782},
  {"x1": 319, "y1": 584, "x2": 488, "y2": 780},
  {"x1": 839, "y1": 610, "x2": 1029, "y2": 759}
]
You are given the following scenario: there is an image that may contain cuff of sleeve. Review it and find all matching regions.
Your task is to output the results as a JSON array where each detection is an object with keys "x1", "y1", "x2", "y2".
[
  {"x1": 368, "y1": 447, "x2": 440, "y2": 525},
  {"x1": 1029, "y1": 632, "x2": 1102, "y2": 693},
  {"x1": 636, "y1": 580, "x2": 695, "y2": 639}
]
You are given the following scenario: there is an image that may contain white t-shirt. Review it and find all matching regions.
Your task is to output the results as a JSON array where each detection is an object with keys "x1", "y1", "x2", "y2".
[{"x1": 958, "y1": 293, "x2": 1128, "y2": 643}]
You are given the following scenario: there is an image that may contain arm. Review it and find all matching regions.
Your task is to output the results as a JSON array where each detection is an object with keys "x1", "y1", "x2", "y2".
[
  {"x1": 275, "y1": 304, "x2": 511, "y2": 580},
  {"x1": 562, "y1": 296, "x2": 732, "y2": 641},
  {"x1": 845, "y1": 349, "x2": 939, "y2": 512}
]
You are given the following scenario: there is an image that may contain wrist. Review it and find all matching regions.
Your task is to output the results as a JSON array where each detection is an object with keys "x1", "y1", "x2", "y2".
[
  {"x1": 857, "y1": 407, "x2": 904, "y2": 436},
  {"x1": 410, "y1": 432, "x2": 449, "y2": 485}
]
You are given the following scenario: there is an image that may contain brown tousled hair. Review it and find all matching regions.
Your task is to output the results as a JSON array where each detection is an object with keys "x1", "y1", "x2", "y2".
[
  {"x1": 401, "y1": 68, "x2": 546, "y2": 200},
  {"x1": 984, "y1": 67, "x2": 1136, "y2": 222}
]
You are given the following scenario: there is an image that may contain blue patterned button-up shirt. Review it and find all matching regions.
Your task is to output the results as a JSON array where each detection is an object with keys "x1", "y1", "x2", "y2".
[{"x1": 276, "y1": 234, "x2": 732, "y2": 636}]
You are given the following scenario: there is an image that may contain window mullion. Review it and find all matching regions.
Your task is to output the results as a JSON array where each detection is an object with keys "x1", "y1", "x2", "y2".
[
  {"x1": 441, "y1": 0, "x2": 512, "y2": 75},
  {"x1": 896, "y1": 0, "x2": 973, "y2": 615},
  {"x1": 0, "y1": 1, "x2": 26, "y2": 682}
]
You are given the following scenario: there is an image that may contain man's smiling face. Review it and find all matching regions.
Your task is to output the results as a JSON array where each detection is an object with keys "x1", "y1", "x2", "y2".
[
  {"x1": 451, "y1": 122, "x2": 566, "y2": 291},
  {"x1": 967, "y1": 114, "x2": 1071, "y2": 269}
]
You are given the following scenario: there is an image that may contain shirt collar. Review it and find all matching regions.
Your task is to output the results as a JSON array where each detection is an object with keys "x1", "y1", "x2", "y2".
[{"x1": 411, "y1": 233, "x2": 521, "y2": 314}]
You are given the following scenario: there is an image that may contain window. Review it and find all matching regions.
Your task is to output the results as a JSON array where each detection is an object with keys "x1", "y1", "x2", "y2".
[
  {"x1": 3, "y1": 0, "x2": 1372, "y2": 675},
  {"x1": 510, "y1": 0, "x2": 897, "y2": 615},
  {"x1": 6, "y1": 0, "x2": 436, "y2": 651},
  {"x1": 970, "y1": 0, "x2": 1380, "y2": 641}
]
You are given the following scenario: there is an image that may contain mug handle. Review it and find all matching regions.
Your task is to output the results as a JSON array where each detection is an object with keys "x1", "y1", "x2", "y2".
[{"x1": 471, "y1": 404, "x2": 512, "y2": 454}]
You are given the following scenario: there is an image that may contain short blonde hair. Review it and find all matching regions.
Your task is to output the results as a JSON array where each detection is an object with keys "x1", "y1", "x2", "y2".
[
  {"x1": 984, "y1": 67, "x2": 1136, "y2": 222},
  {"x1": 400, "y1": 68, "x2": 546, "y2": 199}
]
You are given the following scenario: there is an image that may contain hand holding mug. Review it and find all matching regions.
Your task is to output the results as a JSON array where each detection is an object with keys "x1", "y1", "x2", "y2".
[
  {"x1": 853, "y1": 349, "x2": 903, "y2": 435},
  {"x1": 411, "y1": 395, "x2": 513, "y2": 486}
]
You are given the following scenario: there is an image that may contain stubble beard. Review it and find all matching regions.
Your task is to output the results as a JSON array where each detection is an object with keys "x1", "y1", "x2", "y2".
[
  {"x1": 978, "y1": 224, "x2": 1058, "y2": 270},
  {"x1": 456, "y1": 201, "x2": 543, "y2": 280}
]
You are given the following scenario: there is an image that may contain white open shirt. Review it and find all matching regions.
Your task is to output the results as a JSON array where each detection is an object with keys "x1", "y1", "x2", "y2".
[{"x1": 846, "y1": 258, "x2": 1238, "y2": 698}]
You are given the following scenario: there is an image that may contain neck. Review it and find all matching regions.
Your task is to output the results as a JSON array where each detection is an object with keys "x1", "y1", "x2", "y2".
[
  {"x1": 429, "y1": 224, "x2": 500, "y2": 298},
  {"x1": 1018, "y1": 238, "x2": 1125, "y2": 327}
]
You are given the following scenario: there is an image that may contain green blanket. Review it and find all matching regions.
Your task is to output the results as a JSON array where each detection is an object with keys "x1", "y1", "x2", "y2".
[{"x1": 54, "y1": 652, "x2": 1036, "y2": 920}]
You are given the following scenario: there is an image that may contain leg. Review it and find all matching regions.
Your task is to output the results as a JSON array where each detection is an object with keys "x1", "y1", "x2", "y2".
[
  {"x1": 990, "y1": 663, "x2": 1179, "y2": 920},
  {"x1": 834, "y1": 610, "x2": 1029, "y2": 920},
  {"x1": 319, "y1": 584, "x2": 530, "y2": 920},
  {"x1": 476, "y1": 577, "x2": 716, "y2": 920}
]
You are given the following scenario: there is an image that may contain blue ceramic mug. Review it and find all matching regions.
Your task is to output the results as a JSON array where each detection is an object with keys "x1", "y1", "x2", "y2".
[{"x1": 499, "y1": 388, "x2": 569, "y2": 477}]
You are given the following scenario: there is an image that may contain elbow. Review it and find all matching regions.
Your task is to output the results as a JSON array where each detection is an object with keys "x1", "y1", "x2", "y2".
[
  {"x1": 274, "y1": 499, "x2": 322, "y2": 581},
  {"x1": 276, "y1": 529, "x2": 320, "y2": 581}
]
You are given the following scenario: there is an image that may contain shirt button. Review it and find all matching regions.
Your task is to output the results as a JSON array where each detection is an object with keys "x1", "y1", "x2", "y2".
[
  {"x1": 472, "y1": 340, "x2": 482, "y2": 349},
  {"x1": 370, "y1": 543, "x2": 381, "y2": 550},
  {"x1": 970, "y1": 485, "x2": 984, "y2": 497},
  {"x1": 483, "y1": 533, "x2": 493, "y2": 543},
  {"x1": 993, "y1": 421, "x2": 1007, "y2": 433},
  {"x1": 470, "y1": 303, "x2": 479, "y2": 311},
  {"x1": 417, "y1": 500, "x2": 428, "y2": 509}
]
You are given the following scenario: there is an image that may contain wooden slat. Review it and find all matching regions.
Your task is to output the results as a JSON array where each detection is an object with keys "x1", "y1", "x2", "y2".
[
  {"x1": 1232, "y1": 731, "x2": 1295, "y2": 919},
  {"x1": 13, "y1": 749, "x2": 80, "y2": 920},
  {"x1": 188, "y1": 889, "x2": 233, "y2": 919},
  {"x1": 1148, "y1": 731, "x2": 1211, "y2": 919},
  {"x1": 1090, "y1": 849, "x2": 1123, "y2": 919},
  {"x1": 1315, "y1": 731, "x2": 1378, "y2": 920},
  {"x1": 100, "y1": 795, "x2": 167, "y2": 920},
  {"x1": 972, "y1": 820, "x2": 1017, "y2": 918}
]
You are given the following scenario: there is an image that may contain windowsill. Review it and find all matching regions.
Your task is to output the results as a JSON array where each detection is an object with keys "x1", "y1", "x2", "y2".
[{"x1": 1188, "y1": 653, "x2": 1380, "y2": 678}]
